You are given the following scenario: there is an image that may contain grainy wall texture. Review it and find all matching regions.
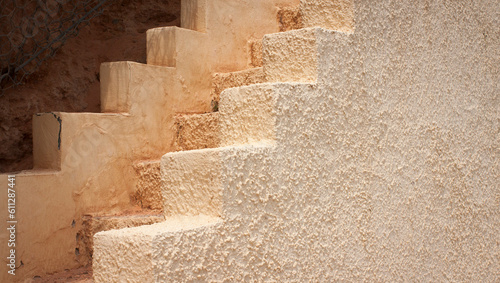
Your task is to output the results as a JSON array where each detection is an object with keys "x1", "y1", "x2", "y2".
[
  {"x1": 173, "y1": 113, "x2": 220, "y2": 151},
  {"x1": 95, "y1": 0, "x2": 498, "y2": 281},
  {"x1": 133, "y1": 160, "x2": 164, "y2": 211}
]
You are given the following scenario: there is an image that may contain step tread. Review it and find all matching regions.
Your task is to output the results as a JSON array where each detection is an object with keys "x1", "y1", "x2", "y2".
[{"x1": 94, "y1": 215, "x2": 220, "y2": 238}]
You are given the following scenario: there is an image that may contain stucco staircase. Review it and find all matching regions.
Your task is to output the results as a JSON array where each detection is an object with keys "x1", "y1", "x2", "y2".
[
  {"x1": 92, "y1": 2, "x2": 355, "y2": 282},
  {"x1": 1, "y1": 1, "x2": 314, "y2": 281},
  {"x1": 92, "y1": 0, "x2": 500, "y2": 282},
  {"x1": 127, "y1": 0, "x2": 346, "y2": 227}
]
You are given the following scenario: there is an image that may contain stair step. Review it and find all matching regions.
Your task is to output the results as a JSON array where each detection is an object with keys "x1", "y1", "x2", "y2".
[
  {"x1": 146, "y1": 27, "x2": 209, "y2": 68},
  {"x1": 265, "y1": 27, "x2": 351, "y2": 85},
  {"x1": 93, "y1": 215, "x2": 220, "y2": 282},
  {"x1": 263, "y1": 28, "x2": 321, "y2": 83},
  {"x1": 133, "y1": 160, "x2": 163, "y2": 211},
  {"x1": 211, "y1": 67, "x2": 266, "y2": 106},
  {"x1": 249, "y1": 39, "x2": 263, "y2": 67},
  {"x1": 145, "y1": 27, "x2": 212, "y2": 112},
  {"x1": 33, "y1": 112, "x2": 128, "y2": 171},
  {"x1": 100, "y1": 61, "x2": 176, "y2": 113},
  {"x1": 161, "y1": 143, "x2": 277, "y2": 220},
  {"x1": 177, "y1": 0, "x2": 289, "y2": 72},
  {"x1": 219, "y1": 83, "x2": 278, "y2": 147},
  {"x1": 174, "y1": 112, "x2": 220, "y2": 152},
  {"x1": 277, "y1": 6, "x2": 302, "y2": 32},
  {"x1": 300, "y1": 0, "x2": 354, "y2": 32},
  {"x1": 94, "y1": 142, "x2": 274, "y2": 282},
  {"x1": 76, "y1": 213, "x2": 164, "y2": 266},
  {"x1": 161, "y1": 148, "x2": 222, "y2": 217}
]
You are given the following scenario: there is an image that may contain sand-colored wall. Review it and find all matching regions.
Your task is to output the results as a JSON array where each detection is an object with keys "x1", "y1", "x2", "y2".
[{"x1": 94, "y1": 0, "x2": 498, "y2": 281}]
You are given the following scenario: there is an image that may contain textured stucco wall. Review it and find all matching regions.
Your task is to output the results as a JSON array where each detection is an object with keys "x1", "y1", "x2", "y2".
[
  {"x1": 93, "y1": 215, "x2": 220, "y2": 282},
  {"x1": 95, "y1": 0, "x2": 498, "y2": 281},
  {"x1": 76, "y1": 214, "x2": 164, "y2": 266},
  {"x1": 173, "y1": 113, "x2": 220, "y2": 151},
  {"x1": 132, "y1": 160, "x2": 164, "y2": 211},
  {"x1": 211, "y1": 68, "x2": 266, "y2": 105}
]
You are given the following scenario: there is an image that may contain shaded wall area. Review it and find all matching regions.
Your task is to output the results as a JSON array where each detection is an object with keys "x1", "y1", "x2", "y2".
[{"x1": 0, "y1": 0, "x2": 181, "y2": 173}]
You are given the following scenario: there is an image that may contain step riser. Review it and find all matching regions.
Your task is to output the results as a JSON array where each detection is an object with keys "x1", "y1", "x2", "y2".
[
  {"x1": 33, "y1": 113, "x2": 62, "y2": 170},
  {"x1": 162, "y1": 149, "x2": 222, "y2": 217},
  {"x1": 77, "y1": 214, "x2": 164, "y2": 266},
  {"x1": 174, "y1": 113, "x2": 220, "y2": 152},
  {"x1": 300, "y1": 0, "x2": 354, "y2": 33},
  {"x1": 133, "y1": 161, "x2": 163, "y2": 211},
  {"x1": 249, "y1": 39, "x2": 263, "y2": 67},
  {"x1": 211, "y1": 67, "x2": 266, "y2": 106},
  {"x1": 100, "y1": 61, "x2": 184, "y2": 114},
  {"x1": 219, "y1": 84, "x2": 277, "y2": 147},
  {"x1": 263, "y1": 28, "x2": 320, "y2": 83},
  {"x1": 94, "y1": 215, "x2": 221, "y2": 282},
  {"x1": 94, "y1": 233, "x2": 156, "y2": 282}
]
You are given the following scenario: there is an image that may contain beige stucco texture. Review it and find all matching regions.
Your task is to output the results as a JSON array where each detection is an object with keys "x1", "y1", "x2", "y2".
[
  {"x1": 174, "y1": 113, "x2": 220, "y2": 151},
  {"x1": 77, "y1": 213, "x2": 165, "y2": 266},
  {"x1": 162, "y1": 148, "x2": 222, "y2": 218},
  {"x1": 300, "y1": 0, "x2": 353, "y2": 33},
  {"x1": 93, "y1": 215, "x2": 220, "y2": 282},
  {"x1": 211, "y1": 68, "x2": 266, "y2": 105},
  {"x1": 94, "y1": 0, "x2": 498, "y2": 282},
  {"x1": 132, "y1": 160, "x2": 163, "y2": 211}
]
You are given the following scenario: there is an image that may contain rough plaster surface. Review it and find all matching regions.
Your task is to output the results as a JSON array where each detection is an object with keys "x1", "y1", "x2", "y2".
[
  {"x1": 219, "y1": 84, "x2": 277, "y2": 147},
  {"x1": 174, "y1": 113, "x2": 220, "y2": 151},
  {"x1": 249, "y1": 39, "x2": 263, "y2": 67},
  {"x1": 211, "y1": 68, "x2": 266, "y2": 104},
  {"x1": 76, "y1": 214, "x2": 164, "y2": 266},
  {"x1": 161, "y1": 148, "x2": 222, "y2": 218},
  {"x1": 135, "y1": 114, "x2": 224, "y2": 211},
  {"x1": 132, "y1": 161, "x2": 163, "y2": 211},
  {"x1": 277, "y1": 6, "x2": 303, "y2": 32},
  {"x1": 93, "y1": 215, "x2": 220, "y2": 282},
  {"x1": 94, "y1": 0, "x2": 498, "y2": 281},
  {"x1": 300, "y1": 0, "x2": 353, "y2": 32},
  {"x1": 263, "y1": 28, "x2": 320, "y2": 83}
]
